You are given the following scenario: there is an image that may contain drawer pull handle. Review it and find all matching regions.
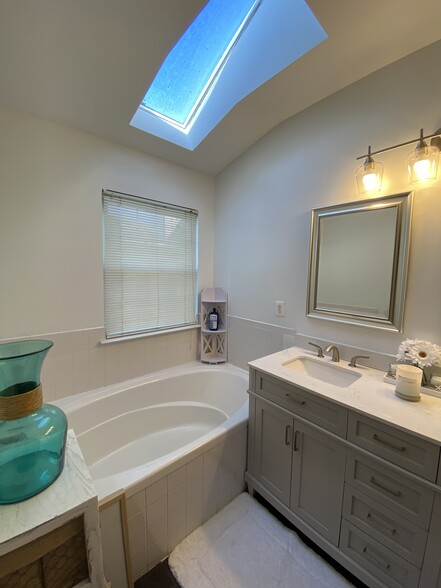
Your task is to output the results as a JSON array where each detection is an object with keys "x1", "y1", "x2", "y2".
[
  {"x1": 370, "y1": 476, "x2": 402, "y2": 498},
  {"x1": 362, "y1": 546, "x2": 391, "y2": 570},
  {"x1": 372, "y1": 433, "x2": 406, "y2": 453},
  {"x1": 293, "y1": 430, "x2": 301, "y2": 452},
  {"x1": 285, "y1": 425, "x2": 291, "y2": 446},
  {"x1": 366, "y1": 512, "x2": 397, "y2": 535},
  {"x1": 284, "y1": 393, "x2": 306, "y2": 406}
]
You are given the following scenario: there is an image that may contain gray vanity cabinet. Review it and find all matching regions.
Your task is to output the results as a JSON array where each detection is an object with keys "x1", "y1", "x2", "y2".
[
  {"x1": 254, "y1": 398, "x2": 293, "y2": 505},
  {"x1": 290, "y1": 420, "x2": 346, "y2": 544},
  {"x1": 419, "y1": 492, "x2": 441, "y2": 587},
  {"x1": 246, "y1": 366, "x2": 441, "y2": 588},
  {"x1": 252, "y1": 392, "x2": 346, "y2": 545}
]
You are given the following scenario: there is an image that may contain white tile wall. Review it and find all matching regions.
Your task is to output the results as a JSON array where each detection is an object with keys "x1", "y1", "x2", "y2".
[
  {"x1": 125, "y1": 424, "x2": 248, "y2": 580},
  {"x1": 227, "y1": 316, "x2": 397, "y2": 373},
  {"x1": 228, "y1": 315, "x2": 297, "y2": 370},
  {"x1": 0, "y1": 327, "x2": 199, "y2": 401}
]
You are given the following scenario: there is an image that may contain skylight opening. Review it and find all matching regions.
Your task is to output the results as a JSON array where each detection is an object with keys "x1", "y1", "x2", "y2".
[
  {"x1": 131, "y1": 0, "x2": 327, "y2": 150},
  {"x1": 140, "y1": 0, "x2": 262, "y2": 131}
]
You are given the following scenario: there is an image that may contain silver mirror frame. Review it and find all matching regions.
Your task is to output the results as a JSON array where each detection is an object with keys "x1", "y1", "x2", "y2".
[{"x1": 307, "y1": 192, "x2": 413, "y2": 332}]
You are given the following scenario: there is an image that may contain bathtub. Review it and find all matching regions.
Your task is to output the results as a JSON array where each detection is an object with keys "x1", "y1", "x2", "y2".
[{"x1": 54, "y1": 361, "x2": 249, "y2": 501}]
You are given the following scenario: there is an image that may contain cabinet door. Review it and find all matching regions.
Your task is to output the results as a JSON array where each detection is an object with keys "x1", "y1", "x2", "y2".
[
  {"x1": 419, "y1": 492, "x2": 441, "y2": 588},
  {"x1": 254, "y1": 398, "x2": 293, "y2": 505},
  {"x1": 290, "y1": 421, "x2": 346, "y2": 545}
]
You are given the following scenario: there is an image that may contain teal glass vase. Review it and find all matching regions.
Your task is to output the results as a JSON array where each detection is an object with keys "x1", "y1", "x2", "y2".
[{"x1": 0, "y1": 340, "x2": 68, "y2": 504}]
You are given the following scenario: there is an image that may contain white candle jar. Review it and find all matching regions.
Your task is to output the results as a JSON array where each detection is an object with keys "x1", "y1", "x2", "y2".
[{"x1": 395, "y1": 364, "x2": 423, "y2": 402}]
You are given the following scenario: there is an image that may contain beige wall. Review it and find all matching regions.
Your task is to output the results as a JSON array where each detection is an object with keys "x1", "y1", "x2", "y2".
[
  {"x1": 214, "y1": 40, "x2": 441, "y2": 356},
  {"x1": 0, "y1": 106, "x2": 214, "y2": 339}
]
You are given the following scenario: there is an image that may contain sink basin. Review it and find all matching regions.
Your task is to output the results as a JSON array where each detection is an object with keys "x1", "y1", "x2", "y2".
[{"x1": 283, "y1": 356, "x2": 362, "y2": 388}]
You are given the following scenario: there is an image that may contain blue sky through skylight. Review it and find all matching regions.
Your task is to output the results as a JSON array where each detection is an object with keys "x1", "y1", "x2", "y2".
[{"x1": 141, "y1": 0, "x2": 259, "y2": 127}]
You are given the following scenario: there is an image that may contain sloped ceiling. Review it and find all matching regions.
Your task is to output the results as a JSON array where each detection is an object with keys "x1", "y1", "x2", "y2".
[{"x1": 1, "y1": 0, "x2": 441, "y2": 176}]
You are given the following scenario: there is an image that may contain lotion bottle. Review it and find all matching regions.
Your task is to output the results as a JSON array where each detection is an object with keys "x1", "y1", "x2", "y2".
[{"x1": 209, "y1": 308, "x2": 219, "y2": 331}]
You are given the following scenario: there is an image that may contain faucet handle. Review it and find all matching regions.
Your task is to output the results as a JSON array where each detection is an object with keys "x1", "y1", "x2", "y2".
[
  {"x1": 348, "y1": 355, "x2": 370, "y2": 367},
  {"x1": 308, "y1": 342, "x2": 324, "y2": 358}
]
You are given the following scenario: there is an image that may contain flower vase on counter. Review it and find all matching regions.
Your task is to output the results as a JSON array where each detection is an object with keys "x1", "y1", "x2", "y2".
[
  {"x1": 395, "y1": 338, "x2": 441, "y2": 394},
  {"x1": 0, "y1": 340, "x2": 68, "y2": 504}
]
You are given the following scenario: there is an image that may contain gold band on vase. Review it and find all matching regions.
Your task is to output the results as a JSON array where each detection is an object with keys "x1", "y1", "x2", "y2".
[{"x1": 0, "y1": 384, "x2": 43, "y2": 420}]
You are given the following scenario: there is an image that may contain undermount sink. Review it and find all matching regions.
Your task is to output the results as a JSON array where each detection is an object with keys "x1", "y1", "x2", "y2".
[{"x1": 282, "y1": 356, "x2": 362, "y2": 388}]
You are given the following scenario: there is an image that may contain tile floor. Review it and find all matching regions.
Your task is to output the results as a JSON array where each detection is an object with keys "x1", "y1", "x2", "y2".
[{"x1": 134, "y1": 559, "x2": 179, "y2": 588}]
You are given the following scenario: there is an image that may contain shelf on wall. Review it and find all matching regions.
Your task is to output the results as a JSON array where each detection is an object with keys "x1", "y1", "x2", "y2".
[{"x1": 200, "y1": 288, "x2": 227, "y2": 364}]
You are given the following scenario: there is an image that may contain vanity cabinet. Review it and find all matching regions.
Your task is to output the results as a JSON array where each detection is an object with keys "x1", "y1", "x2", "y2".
[
  {"x1": 289, "y1": 419, "x2": 346, "y2": 544},
  {"x1": 254, "y1": 399, "x2": 293, "y2": 505},
  {"x1": 252, "y1": 376, "x2": 346, "y2": 545},
  {"x1": 246, "y1": 367, "x2": 441, "y2": 588},
  {"x1": 419, "y1": 492, "x2": 441, "y2": 587}
]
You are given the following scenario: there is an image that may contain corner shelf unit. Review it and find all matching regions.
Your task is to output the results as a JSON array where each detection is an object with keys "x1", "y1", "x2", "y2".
[{"x1": 200, "y1": 287, "x2": 227, "y2": 364}]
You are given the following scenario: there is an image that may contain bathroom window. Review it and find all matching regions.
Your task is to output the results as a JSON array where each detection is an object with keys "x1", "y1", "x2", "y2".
[{"x1": 102, "y1": 190, "x2": 198, "y2": 339}]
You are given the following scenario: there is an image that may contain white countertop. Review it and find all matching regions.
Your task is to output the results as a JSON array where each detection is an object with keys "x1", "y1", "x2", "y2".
[
  {"x1": 0, "y1": 430, "x2": 97, "y2": 551},
  {"x1": 249, "y1": 347, "x2": 441, "y2": 445}
]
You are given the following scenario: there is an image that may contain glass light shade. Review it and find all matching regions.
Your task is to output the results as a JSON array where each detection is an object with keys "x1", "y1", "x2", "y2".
[
  {"x1": 407, "y1": 144, "x2": 439, "y2": 184},
  {"x1": 356, "y1": 159, "x2": 383, "y2": 195}
]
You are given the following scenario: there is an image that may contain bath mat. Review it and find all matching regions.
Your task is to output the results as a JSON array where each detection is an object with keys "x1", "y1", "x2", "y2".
[{"x1": 169, "y1": 493, "x2": 354, "y2": 588}]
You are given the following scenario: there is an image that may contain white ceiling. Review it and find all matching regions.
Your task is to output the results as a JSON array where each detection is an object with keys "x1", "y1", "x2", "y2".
[{"x1": 1, "y1": 0, "x2": 441, "y2": 176}]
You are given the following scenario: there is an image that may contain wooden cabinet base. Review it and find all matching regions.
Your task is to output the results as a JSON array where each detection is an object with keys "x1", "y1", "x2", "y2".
[{"x1": 0, "y1": 517, "x2": 88, "y2": 588}]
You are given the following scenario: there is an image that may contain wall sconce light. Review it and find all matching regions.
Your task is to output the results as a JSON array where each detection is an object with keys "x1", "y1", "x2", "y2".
[
  {"x1": 356, "y1": 128, "x2": 441, "y2": 195},
  {"x1": 355, "y1": 146, "x2": 383, "y2": 195},
  {"x1": 407, "y1": 129, "x2": 439, "y2": 184}
]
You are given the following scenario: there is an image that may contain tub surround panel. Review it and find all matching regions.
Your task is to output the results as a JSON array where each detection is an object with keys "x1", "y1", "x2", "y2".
[
  {"x1": 0, "y1": 327, "x2": 199, "y2": 400},
  {"x1": 125, "y1": 426, "x2": 247, "y2": 579}
]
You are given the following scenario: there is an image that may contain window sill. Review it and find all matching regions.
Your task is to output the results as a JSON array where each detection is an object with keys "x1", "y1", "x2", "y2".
[{"x1": 100, "y1": 324, "x2": 200, "y2": 345}]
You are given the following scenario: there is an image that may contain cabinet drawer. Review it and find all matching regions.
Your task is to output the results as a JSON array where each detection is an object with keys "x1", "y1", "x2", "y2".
[
  {"x1": 340, "y1": 520, "x2": 420, "y2": 588},
  {"x1": 348, "y1": 412, "x2": 439, "y2": 481},
  {"x1": 346, "y1": 451, "x2": 434, "y2": 529},
  {"x1": 342, "y1": 485, "x2": 427, "y2": 567},
  {"x1": 254, "y1": 371, "x2": 347, "y2": 437}
]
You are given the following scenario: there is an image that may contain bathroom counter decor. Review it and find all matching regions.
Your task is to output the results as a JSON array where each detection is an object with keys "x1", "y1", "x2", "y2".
[
  {"x1": 0, "y1": 339, "x2": 68, "y2": 504},
  {"x1": 0, "y1": 430, "x2": 108, "y2": 587}
]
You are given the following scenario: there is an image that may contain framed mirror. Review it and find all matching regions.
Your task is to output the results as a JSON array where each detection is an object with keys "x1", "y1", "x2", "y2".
[{"x1": 307, "y1": 192, "x2": 413, "y2": 332}]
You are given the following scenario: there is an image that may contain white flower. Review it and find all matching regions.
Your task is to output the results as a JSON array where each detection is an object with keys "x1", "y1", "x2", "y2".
[{"x1": 396, "y1": 338, "x2": 441, "y2": 368}]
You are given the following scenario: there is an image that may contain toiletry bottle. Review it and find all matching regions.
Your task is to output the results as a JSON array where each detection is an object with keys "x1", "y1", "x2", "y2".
[{"x1": 209, "y1": 308, "x2": 219, "y2": 331}]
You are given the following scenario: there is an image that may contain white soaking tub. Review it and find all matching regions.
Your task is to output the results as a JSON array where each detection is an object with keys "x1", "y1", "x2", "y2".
[{"x1": 55, "y1": 362, "x2": 249, "y2": 501}]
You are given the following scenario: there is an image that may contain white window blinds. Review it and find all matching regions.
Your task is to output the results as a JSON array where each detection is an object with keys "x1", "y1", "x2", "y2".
[{"x1": 102, "y1": 190, "x2": 198, "y2": 339}]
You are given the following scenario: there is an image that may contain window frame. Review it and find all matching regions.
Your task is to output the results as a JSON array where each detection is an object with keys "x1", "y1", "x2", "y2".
[{"x1": 102, "y1": 189, "x2": 199, "y2": 341}]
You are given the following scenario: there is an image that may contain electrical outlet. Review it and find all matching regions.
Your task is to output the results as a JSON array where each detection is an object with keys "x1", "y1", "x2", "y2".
[{"x1": 275, "y1": 300, "x2": 285, "y2": 317}]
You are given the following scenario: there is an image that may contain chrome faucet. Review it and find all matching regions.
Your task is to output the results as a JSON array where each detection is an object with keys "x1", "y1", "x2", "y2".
[{"x1": 324, "y1": 344, "x2": 340, "y2": 362}]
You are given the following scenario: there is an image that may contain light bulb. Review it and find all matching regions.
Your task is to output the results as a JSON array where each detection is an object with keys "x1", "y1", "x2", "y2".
[
  {"x1": 407, "y1": 129, "x2": 439, "y2": 184},
  {"x1": 356, "y1": 147, "x2": 383, "y2": 195},
  {"x1": 413, "y1": 158, "x2": 432, "y2": 181},
  {"x1": 362, "y1": 172, "x2": 379, "y2": 192}
]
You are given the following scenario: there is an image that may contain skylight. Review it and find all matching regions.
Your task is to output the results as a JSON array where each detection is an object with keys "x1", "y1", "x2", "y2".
[
  {"x1": 131, "y1": 0, "x2": 327, "y2": 150},
  {"x1": 141, "y1": 0, "x2": 260, "y2": 129}
]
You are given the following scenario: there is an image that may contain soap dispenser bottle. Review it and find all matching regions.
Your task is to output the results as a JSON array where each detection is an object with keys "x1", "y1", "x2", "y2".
[{"x1": 208, "y1": 308, "x2": 219, "y2": 331}]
